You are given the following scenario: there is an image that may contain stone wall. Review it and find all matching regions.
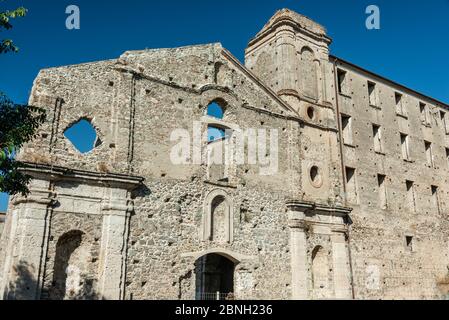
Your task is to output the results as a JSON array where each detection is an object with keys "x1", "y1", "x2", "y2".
[
  {"x1": 333, "y1": 58, "x2": 449, "y2": 299},
  {"x1": 1, "y1": 8, "x2": 446, "y2": 300}
]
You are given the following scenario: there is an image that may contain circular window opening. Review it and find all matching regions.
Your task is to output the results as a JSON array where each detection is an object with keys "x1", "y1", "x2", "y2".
[
  {"x1": 307, "y1": 106, "x2": 315, "y2": 120},
  {"x1": 310, "y1": 166, "x2": 323, "y2": 188}
]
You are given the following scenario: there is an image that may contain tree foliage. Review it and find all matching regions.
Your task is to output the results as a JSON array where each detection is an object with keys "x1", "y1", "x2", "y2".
[
  {"x1": 1, "y1": 2, "x2": 46, "y2": 196},
  {"x1": 0, "y1": 94, "x2": 46, "y2": 196},
  {"x1": 0, "y1": 1, "x2": 27, "y2": 54}
]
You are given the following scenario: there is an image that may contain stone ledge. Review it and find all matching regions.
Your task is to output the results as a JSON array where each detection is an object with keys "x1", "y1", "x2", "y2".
[
  {"x1": 286, "y1": 199, "x2": 352, "y2": 217},
  {"x1": 19, "y1": 162, "x2": 145, "y2": 190}
]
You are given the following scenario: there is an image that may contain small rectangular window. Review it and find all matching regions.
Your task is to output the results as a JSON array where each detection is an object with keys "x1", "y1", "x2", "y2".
[
  {"x1": 425, "y1": 141, "x2": 433, "y2": 167},
  {"x1": 405, "y1": 236, "x2": 414, "y2": 252},
  {"x1": 441, "y1": 111, "x2": 449, "y2": 134},
  {"x1": 345, "y1": 167, "x2": 358, "y2": 204},
  {"x1": 420, "y1": 102, "x2": 430, "y2": 126},
  {"x1": 368, "y1": 81, "x2": 378, "y2": 106},
  {"x1": 406, "y1": 180, "x2": 416, "y2": 213},
  {"x1": 341, "y1": 114, "x2": 353, "y2": 146},
  {"x1": 400, "y1": 133, "x2": 410, "y2": 161},
  {"x1": 377, "y1": 174, "x2": 387, "y2": 209},
  {"x1": 395, "y1": 92, "x2": 406, "y2": 116},
  {"x1": 337, "y1": 69, "x2": 348, "y2": 95},
  {"x1": 431, "y1": 185, "x2": 440, "y2": 213},
  {"x1": 373, "y1": 124, "x2": 383, "y2": 153}
]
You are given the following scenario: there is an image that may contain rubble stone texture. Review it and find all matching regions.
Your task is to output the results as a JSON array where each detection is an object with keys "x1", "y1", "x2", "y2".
[{"x1": 1, "y1": 8, "x2": 448, "y2": 300}]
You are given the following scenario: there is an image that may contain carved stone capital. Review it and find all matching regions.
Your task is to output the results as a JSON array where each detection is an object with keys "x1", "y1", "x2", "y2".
[
  {"x1": 288, "y1": 219, "x2": 308, "y2": 230},
  {"x1": 11, "y1": 189, "x2": 57, "y2": 207},
  {"x1": 101, "y1": 200, "x2": 133, "y2": 216}
]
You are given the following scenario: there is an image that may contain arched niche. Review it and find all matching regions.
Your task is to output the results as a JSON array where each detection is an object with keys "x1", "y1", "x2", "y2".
[
  {"x1": 202, "y1": 189, "x2": 234, "y2": 244},
  {"x1": 50, "y1": 230, "x2": 93, "y2": 300},
  {"x1": 311, "y1": 245, "x2": 329, "y2": 292},
  {"x1": 300, "y1": 46, "x2": 319, "y2": 100}
]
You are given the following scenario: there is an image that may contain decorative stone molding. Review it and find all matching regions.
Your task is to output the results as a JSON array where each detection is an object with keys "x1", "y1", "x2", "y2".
[
  {"x1": 181, "y1": 248, "x2": 256, "y2": 264},
  {"x1": 286, "y1": 199, "x2": 352, "y2": 218},
  {"x1": 202, "y1": 189, "x2": 234, "y2": 244},
  {"x1": 11, "y1": 189, "x2": 57, "y2": 207},
  {"x1": 18, "y1": 162, "x2": 144, "y2": 190},
  {"x1": 286, "y1": 199, "x2": 353, "y2": 300},
  {"x1": 1, "y1": 162, "x2": 145, "y2": 300}
]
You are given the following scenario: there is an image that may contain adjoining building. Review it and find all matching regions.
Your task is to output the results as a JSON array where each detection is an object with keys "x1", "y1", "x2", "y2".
[{"x1": 1, "y1": 9, "x2": 448, "y2": 300}]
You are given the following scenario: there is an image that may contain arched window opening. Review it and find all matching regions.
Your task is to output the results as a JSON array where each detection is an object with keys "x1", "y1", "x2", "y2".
[
  {"x1": 208, "y1": 125, "x2": 226, "y2": 142},
  {"x1": 195, "y1": 253, "x2": 235, "y2": 300},
  {"x1": 64, "y1": 119, "x2": 99, "y2": 154},
  {"x1": 207, "y1": 102, "x2": 224, "y2": 119},
  {"x1": 50, "y1": 230, "x2": 93, "y2": 300}
]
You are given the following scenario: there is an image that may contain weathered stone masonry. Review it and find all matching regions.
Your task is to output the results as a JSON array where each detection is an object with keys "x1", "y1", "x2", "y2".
[{"x1": 0, "y1": 8, "x2": 448, "y2": 300}]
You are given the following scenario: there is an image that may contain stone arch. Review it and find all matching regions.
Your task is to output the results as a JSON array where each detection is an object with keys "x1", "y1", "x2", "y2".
[
  {"x1": 200, "y1": 94, "x2": 238, "y2": 183},
  {"x1": 202, "y1": 189, "x2": 234, "y2": 244},
  {"x1": 300, "y1": 46, "x2": 318, "y2": 100},
  {"x1": 206, "y1": 99, "x2": 229, "y2": 143},
  {"x1": 311, "y1": 245, "x2": 329, "y2": 291},
  {"x1": 194, "y1": 253, "x2": 236, "y2": 300},
  {"x1": 207, "y1": 100, "x2": 225, "y2": 120},
  {"x1": 200, "y1": 89, "x2": 239, "y2": 119},
  {"x1": 50, "y1": 230, "x2": 92, "y2": 300}
]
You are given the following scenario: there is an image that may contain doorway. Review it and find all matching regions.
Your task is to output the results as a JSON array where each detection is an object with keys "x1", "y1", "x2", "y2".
[{"x1": 195, "y1": 253, "x2": 235, "y2": 300}]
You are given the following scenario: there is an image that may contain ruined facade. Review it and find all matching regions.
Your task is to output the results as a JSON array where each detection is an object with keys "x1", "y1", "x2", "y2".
[{"x1": 1, "y1": 9, "x2": 448, "y2": 300}]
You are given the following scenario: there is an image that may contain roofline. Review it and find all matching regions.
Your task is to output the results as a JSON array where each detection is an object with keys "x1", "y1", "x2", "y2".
[
  {"x1": 330, "y1": 55, "x2": 449, "y2": 109},
  {"x1": 220, "y1": 47, "x2": 298, "y2": 115}
]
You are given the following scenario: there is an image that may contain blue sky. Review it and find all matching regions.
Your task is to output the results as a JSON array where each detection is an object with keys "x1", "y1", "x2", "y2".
[{"x1": 1, "y1": 0, "x2": 449, "y2": 211}]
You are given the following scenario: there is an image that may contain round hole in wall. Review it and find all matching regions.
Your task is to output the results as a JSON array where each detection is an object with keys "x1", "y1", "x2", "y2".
[
  {"x1": 309, "y1": 166, "x2": 323, "y2": 188},
  {"x1": 307, "y1": 106, "x2": 315, "y2": 120}
]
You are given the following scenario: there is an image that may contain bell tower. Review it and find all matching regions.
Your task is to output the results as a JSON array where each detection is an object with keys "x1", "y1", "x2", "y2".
[
  {"x1": 245, "y1": 9, "x2": 333, "y2": 113},
  {"x1": 246, "y1": 8, "x2": 347, "y2": 212}
]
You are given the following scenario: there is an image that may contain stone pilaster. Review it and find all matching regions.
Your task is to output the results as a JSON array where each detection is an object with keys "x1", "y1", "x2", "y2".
[
  {"x1": 331, "y1": 228, "x2": 352, "y2": 299},
  {"x1": 98, "y1": 195, "x2": 132, "y2": 300},
  {"x1": 2, "y1": 184, "x2": 54, "y2": 300},
  {"x1": 288, "y1": 210, "x2": 309, "y2": 300}
]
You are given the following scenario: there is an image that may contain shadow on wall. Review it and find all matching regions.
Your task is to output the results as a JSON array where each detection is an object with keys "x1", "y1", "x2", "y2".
[
  {"x1": 437, "y1": 272, "x2": 449, "y2": 300},
  {"x1": 5, "y1": 260, "x2": 105, "y2": 300}
]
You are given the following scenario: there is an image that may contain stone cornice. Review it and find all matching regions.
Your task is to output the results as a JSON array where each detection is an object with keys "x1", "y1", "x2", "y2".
[
  {"x1": 247, "y1": 10, "x2": 332, "y2": 52},
  {"x1": 19, "y1": 162, "x2": 144, "y2": 190},
  {"x1": 286, "y1": 199, "x2": 352, "y2": 218}
]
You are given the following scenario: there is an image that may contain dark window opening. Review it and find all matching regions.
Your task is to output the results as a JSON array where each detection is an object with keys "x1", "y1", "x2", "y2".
[
  {"x1": 377, "y1": 174, "x2": 387, "y2": 209},
  {"x1": 341, "y1": 114, "x2": 352, "y2": 145},
  {"x1": 195, "y1": 254, "x2": 235, "y2": 300},
  {"x1": 406, "y1": 236, "x2": 413, "y2": 252},
  {"x1": 368, "y1": 81, "x2": 377, "y2": 106},
  {"x1": 337, "y1": 69, "x2": 347, "y2": 94},
  {"x1": 431, "y1": 185, "x2": 440, "y2": 213}
]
